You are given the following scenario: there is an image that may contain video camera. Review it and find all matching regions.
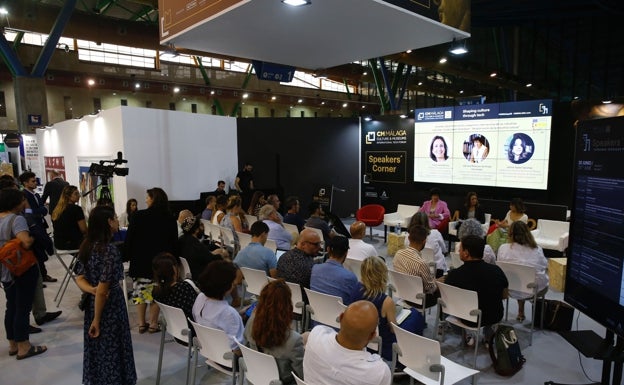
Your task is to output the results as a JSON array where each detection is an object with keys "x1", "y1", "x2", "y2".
[{"x1": 89, "y1": 151, "x2": 129, "y2": 178}]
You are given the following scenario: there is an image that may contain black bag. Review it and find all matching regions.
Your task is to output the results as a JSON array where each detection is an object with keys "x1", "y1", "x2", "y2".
[
  {"x1": 488, "y1": 325, "x2": 526, "y2": 376},
  {"x1": 533, "y1": 299, "x2": 574, "y2": 331}
]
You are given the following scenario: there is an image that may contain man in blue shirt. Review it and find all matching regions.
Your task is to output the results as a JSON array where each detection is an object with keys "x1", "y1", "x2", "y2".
[
  {"x1": 310, "y1": 236, "x2": 358, "y2": 304},
  {"x1": 234, "y1": 221, "x2": 277, "y2": 277}
]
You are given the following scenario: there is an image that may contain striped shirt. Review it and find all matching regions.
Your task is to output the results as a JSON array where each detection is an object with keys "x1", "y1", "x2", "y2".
[{"x1": 393, "y1": 246, "x2": 437, "y2": 293}]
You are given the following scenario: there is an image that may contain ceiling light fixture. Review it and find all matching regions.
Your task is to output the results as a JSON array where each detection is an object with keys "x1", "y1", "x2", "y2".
[
  {"x1": 449, "y1": 38, "x2": 468, "y2": 55},
  {"x1": 298, "y1": 99, "x2": 303, "y2": 103},
  {"x1": 342, "y1": 103, "x2": 348, "y2": 108},
  {"x1": 242, "y1": 93, "x2": 249, "y2": 99},
  {"x1": 364, "y1": 116, "x2": 372, "y2": 121},
  {"x1": 134, "y1": 82, "x2": 140, "y2": 89},
  {"x1": 173, "y1": 87, "x2": 180, "y2": 93},
  {"x1": 271, "y1": 96, "x2": 277, "y2": 101},
  {"x1": 490, "y1": 72, "x2": 497, "y2": 78},
  {"x1": 0, "y1": 8, "x2": 8, "y2": 15},
  {"x1": 525, "y1": 83, "x2": 532, "y2": 88},
  {"x1": 400, "y1": 114, "x2": 407, "y2": 119},
  {"x1": 439, "y1": 57, "x2": 447, "y2": 64},
  {"x1": 87, "y1": 79, "x2": 95, "y2": 86},
  {"x1": 406, "y1": 49, "x2": 412, "y2": 54},
  {"x1": 282, "y1": 0, "x2": 311, "y2": 6}
]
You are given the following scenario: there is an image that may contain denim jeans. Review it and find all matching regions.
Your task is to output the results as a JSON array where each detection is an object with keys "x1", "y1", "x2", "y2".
[{"x1": 3, "y1": 265, "x2": 38, "y2": 342}]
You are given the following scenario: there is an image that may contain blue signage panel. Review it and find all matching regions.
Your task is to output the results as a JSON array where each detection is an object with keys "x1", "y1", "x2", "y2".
[{"x1": 251, "y1": 60, "x2": 296, "y2": 83}]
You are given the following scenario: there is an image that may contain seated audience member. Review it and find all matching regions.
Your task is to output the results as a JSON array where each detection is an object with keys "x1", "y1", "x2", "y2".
[
  {"x1": 234, "y1": 221, "x2": 278, "y2": 277},
  {"x1": 152, "y1": 253, "x2": 199, "y2": 321},
  {"x1": 119, "y1": 198, "x2": 138, "y2": 228},
  {"x1": 459, "y1": 191, "x2": 485, "y2": 223},
  {"x1": 346, "y1": 221, "x2": 378, "y2": 261},
  {"x1": 177, "y1": 209, "x2": 194, "y2": 238},
  {"x1": 177, "y1": 216, "x2": 225, "y2": 280},
  {"x1": 259, "y1": 204, "x2": 292, "y2": 250},
  {"x1": 267, "y1": 194, "x2": 284, "y2": 223},
  {"x1": 247, "y1": 191, "x2": 266, "y2": 217},
  {"x1": 393, "y1": 224, "x2": 439, "y2": 305},
  {"x1": 283, "y1": 196, "x2": 306, "y2": 232},
  {"x1": 418, "y1": 188, "x2": 450, "y2": 230},
  {"x1": 192, "y1": 260, "x2": 245, "y2": 352},
  {"x1": 212, "y1": 195, "x2": 228, "y2": 225},
  {"x1": 213, "y1": 180, "x2": 227, "y2": 196},
  {"x1": 441, "y1": 235, "x2": 509, "y2": 345},
  {"x1": 347, "y1": 256, "x2": 424, "y2": 361},
  {"x1": 310, "y1": 236, "x2": 358, "y2": 304},
  {"x1": 244, "y1": 280, "x2": 304, "y2": 384},
  {"x1": 487, "y1": 197, "x2": 528, "y2": 253},
  {"x1": 303, "y1": 300, "x2": 392, "y2": 385},
  {"x1": 276, "y1": 228, "x2": 321, "y2": 288},
  {"x1": 497, "y1": 221, "x2": 549, "y2": 322},
  {"x1": 201, "y1": 195, "x2": 216, "y2": 221},
  {"x1": 455, "y1": 218, "x2": 496, "y2": 264},
  {"x1": 407, "y1": 212, "x2": 447, "y2": 277},
  {"x1": 305, "y1": 201, "x2": 336, "y2": 241}
]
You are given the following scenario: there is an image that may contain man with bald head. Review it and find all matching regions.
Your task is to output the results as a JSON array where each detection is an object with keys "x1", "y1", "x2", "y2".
[
  {"x1": 347, "y1": 221, "x2": 378, "y2": 261},
  {"x1": 304, "y1": 300, "x2": 392, "y2": 385},
  {"x1": 276, "y1": 228, "x2": 322, "y2": 288}
]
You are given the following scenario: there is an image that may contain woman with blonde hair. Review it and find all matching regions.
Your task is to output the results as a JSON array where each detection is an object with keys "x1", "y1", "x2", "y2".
[
  {"x1": 347, "y1": 256, "x2": 424, "y2": 361},
  {"x1": 244, "y1": 280, "x2": 303, "y2": 384},
  {"x1": 51, "y1": 185, "x2": 87, "y2": 250},
  {"x1": 497, "y1": 221, "x2": 548, "y2": 322}
]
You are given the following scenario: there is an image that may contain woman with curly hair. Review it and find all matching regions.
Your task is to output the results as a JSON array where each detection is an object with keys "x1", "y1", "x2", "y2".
[
  {"x1": 244, "y1": 279, "x2": 303, "y2": 384},
  {"x1": 247, "y1": 191, "x2": 266, "y2": 217}
]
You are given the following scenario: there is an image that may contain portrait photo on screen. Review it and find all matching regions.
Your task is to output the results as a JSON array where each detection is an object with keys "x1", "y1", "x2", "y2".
[
  {"x1": 463, "y1": 134, "x2": 490, "y2": 163},
  {"x1": 430, "y1": 135, "x2": 450, "y2": 162},
  {"x1": 506, "y1": 133, "x2": 535, "y2": 164}
]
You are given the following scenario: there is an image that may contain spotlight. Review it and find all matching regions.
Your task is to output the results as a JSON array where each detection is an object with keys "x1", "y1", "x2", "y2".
[
  {"x1": 439, "y1": 57, "x2": 448, "y2": 64},
  {"x1": 490, "y1": 72, "x2": 497, "y2": 78},
  {"x1": 173, "y1": 87, "x2": 180, "y2": 93},
  {"x1": 342, "y1": 103, "x2": 348, "y2": 108},
  {"x1": 449, "y1": 38, "x2": 468, "y2": 55},
  {"x1": 282, "y1": 0, "x2": 310, "y2": 6},
  {"x1": 242, "y1": 93, "x2": 249, "y2": 99},
  {"x1": 0, "y1": 8, "x2": 8, "y2": 15},
  {"x1": 87, "y1": 79, "x2": 95, "y2": 86},
  {"x1": 364, "y1": 116, "x2": 372, "y2": 121}
]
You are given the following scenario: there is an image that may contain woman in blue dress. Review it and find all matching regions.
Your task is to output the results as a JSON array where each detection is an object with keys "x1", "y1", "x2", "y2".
[{"x1": 75, "y1": 205, "x2": 136, "y2": 385}]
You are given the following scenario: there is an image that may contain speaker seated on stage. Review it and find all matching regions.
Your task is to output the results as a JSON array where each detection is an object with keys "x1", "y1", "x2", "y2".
[{"x1": 305, "y1": 201, "x2": 336, "y2": 242}]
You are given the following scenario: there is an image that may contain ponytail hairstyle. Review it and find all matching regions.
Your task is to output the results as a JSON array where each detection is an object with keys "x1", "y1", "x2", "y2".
[{"x1": 152, "y1": 252, "x2": 180, "y2": 299}]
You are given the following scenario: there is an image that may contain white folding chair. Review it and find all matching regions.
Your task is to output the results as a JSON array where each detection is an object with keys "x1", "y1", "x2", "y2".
[
  {"x1": 179, "y1": 257, "x2": 192, "y2": 279},
  {"x1": 188, "y1": 319, "x2": 240, "y2": 385},
  {"x1": 421, "y1": 247, "x2": 437, "y2": 276},
  {"x1": 391, "y1": 323, "x2": 478, "y2": 385},
  {"x1": 236, "y1": 231, "x2": 253, "y2": 251},
  {"x1": 219, "y1": 225, "x2": 238, "y2": 251},
  {"x1": 450, "y1": 252, "x2": 463, "y2": 269},
  {"x1": 265, "y1": 239, "x2": 278, "y2": 254},
  {"x1": 343, "y1": 257, "x2": 364, "y2": 282},
  {"x1": 388, "y1": 269, "x2": 427, "y2": 318},
  {"x1": 244, "y1": 214, "x2": 258, "y2": 227},
  {"x1": 203, "y1": 222, "x2": 222, "y2": 245},
  {"x1": 292, "y1": 372, "x2": 308, "y2": 385},
  {"x1": 283, "y1": 222, "x2": 299, "y2": 237},
  {"x1": 237, "y1": 342, "x2": 283, "y2": 385},
  {"x1": 281, "y1": 280, "x2": 306, "y2": 332},
  {"x1": 155, "y1": 301, "x2": 194, "y2": 385},
  {"x1": 240, "y1": 267, "x2": 269, "y2": 299},
  {"x1": 303, "y1": 288, "x2": 344, "y2": 330},
  {"x1": 497, "y1": 261, "x2": 544, "y2": 345},
  {"x1": 53, "y1": 248, "x2": 80, "y2": 307},
  {"x1": 435, "y1": 282, "x2": 482, "y2": 370}
]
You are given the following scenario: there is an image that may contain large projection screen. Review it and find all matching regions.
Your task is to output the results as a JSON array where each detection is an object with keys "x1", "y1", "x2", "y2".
[
  {"x1": 565, "y1": 116, "x2": 624, "y2": 339},
  {"x1": 413, "y1": 99, "x2": 552, "y2": 189}
]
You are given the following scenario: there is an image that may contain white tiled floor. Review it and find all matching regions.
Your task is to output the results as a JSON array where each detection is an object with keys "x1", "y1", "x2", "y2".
[{"x1": 0, "y1": 223, "x2": 610, "y2": 384}]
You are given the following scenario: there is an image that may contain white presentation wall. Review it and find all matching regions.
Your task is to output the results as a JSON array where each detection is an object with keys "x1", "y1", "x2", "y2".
[{"x1": 36, "y1": 106, "x2": 238, "y2": 214}]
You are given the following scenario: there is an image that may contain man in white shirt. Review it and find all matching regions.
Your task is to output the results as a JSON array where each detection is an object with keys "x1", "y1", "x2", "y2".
[
  {"x1": 303, "y1": 300, "x2": 392, "y2": 385},
  {"x1": 346, "y1": 221, "x2": 378, "y2": 261}
]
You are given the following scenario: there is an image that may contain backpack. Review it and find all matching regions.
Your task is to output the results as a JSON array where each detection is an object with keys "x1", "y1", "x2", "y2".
[
  {"x1": 0, "y1": 215, "x2": 38, "y2": 277},
  {"x1": 488, "y1": 325, "x2": 526, "y2": 376}
]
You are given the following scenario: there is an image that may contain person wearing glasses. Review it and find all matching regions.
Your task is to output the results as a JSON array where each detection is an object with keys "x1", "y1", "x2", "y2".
[{"x1": 276, "y1": 229, "x2": 322, "y2": 289}]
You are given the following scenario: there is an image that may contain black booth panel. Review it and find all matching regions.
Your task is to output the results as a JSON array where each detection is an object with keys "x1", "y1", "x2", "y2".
[{"x1": 236, "y1": 118, "x2": 360, "y2": 218}]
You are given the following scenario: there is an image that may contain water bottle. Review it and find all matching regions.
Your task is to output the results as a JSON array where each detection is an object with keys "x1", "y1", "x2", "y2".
[{"x1": 396, "y1": 222, "x2": 401, "y2": 235}]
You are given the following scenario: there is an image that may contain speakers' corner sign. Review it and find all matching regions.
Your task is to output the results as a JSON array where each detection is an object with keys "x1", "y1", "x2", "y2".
[{"x1": 365, "y1": 151, "x2": 406, "y2": 183}]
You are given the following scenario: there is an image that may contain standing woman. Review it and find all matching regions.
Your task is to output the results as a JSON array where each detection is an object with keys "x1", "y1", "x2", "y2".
[
  {"x1": 0, "y1": 189, "x2": 46, "y2": 360},
  {"x1": 75, "y1": 205, "x2": 136, "y2": 385},
  {"x1": 497, "y1": 221, "x2": 548, "y2": 321},
  {"x1": 51, "y1": 185, "x2": 87, "y2": 250},
  {"x1": 125, "y1": 187, "x2": 178, "y2": 334},
  {"x1": 118, "y1": 198, "x2": 137, "y2": 228}
]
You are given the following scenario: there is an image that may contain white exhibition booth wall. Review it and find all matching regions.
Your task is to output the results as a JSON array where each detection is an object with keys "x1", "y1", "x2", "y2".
[{"x1": 36, "y1": 106, "x2": 238, "y2": 215}]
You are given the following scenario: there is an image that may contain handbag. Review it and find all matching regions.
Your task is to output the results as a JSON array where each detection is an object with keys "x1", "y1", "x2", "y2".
[
  {"x1": 0, "y1": 215, "x2": 38, "y2": 277},
  {"x1": 533, "y1": 299, "x2": 574, "y2": 331}
]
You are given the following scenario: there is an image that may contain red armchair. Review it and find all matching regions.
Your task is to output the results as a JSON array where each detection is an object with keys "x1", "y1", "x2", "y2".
[{"x1": 355, "y1": 204, "x2": 386, "y2": 241}]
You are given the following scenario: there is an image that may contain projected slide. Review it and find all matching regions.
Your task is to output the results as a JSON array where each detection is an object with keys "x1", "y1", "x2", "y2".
[{"x1": 413, "y1": 99, "x2": 552, "y2": 190}]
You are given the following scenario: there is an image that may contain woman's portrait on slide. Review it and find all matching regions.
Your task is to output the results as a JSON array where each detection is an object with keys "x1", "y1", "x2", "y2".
[{"x1": 507, "y1": 133, "x2": 535, "y2": 164}]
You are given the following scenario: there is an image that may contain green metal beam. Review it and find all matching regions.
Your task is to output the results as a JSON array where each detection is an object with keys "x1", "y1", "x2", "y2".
[
  {"x1": 94, "y1": 0, "x2": 116, "y2": 15},
  {"x1": 390, "y1": 62, "x2": 405, "y2": 96},
  {"x1": 12, "y1": 31, "x2": 24, "y2": 50},
  {"x1": 343, "y1": 79, "x2": 352, "y2": 100},
  {"x1": 368, "y1": 59, "x2": 390, "y2": 113},
  {"x1": 194, "y1": 56, "x2": 224, "y2": 116},
  {"x1": 129, "y1": 5, "x2": 155, "y2": 23},
  {"x1": 230, "y1": 65, "x2": 253, "y2": 116}
]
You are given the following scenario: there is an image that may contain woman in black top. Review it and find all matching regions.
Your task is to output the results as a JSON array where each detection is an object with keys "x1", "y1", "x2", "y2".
[{"x1": 51, "y1": 185, "x2": 87, "y2": 250}]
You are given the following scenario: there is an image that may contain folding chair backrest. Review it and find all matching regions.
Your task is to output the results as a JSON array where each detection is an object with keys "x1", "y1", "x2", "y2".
[
  {"x1": 343, "y1": 258, "x2": 363, "y2": 282},
  {"x1": 240, "y1": 267, "x2": 269, "y2": 297},
  {"x1": 188, "y1": 319, "x2": 234, "y2": 369},
  {"x1": 437, "y1": 282, "x2": 479, "y2": 323},
  {"x1": 285, "y1": 281, "x2": 304, "y2": 316},
  {"x1": 392, "y1": 323, "x2": 442, "y2": 383},
  {"x1": 292, "y1": 372, "x2": 308, "y2": 385},
  {"x1": 179, "y1": 257, "x2": 192, "y2": 280},
  {"x1": 388, "y1": 269, "x2": 425, "y2": 307},
  {"x1": 237, "y1": 231, "x2": 253, "y2": 251},
  {"x1": 497, "y1": 261, "x2": 537, "y2": 297},
  {"x1": 238, "y1": 342, "x2": 282, "y2": 385},
  {"x1": 245, "y1": 214, "x2": 258, "y2": 227},
  {"x1": 450, "y1": 252, "x2": 463, "y2": 269},
  {"x1": 303, "y1": 288, "x2": 345, "y2": 329},
  {"x1": 219, "y1": 226, "x2": 237, "y2": 249},
  {"x1": 283, "y1": 223, "x2": 299, "y2": 237},
  {"x1": 265, "y1": 239, "x2": 278, "y2": 254},
  {"x1": 156, "y1": 301, "x2": 190, "y2": 342}
]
